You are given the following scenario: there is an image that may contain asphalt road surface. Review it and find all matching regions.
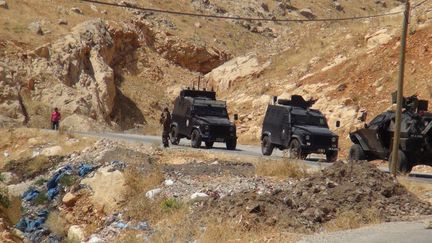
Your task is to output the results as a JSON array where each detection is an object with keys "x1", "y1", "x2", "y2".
[
  {"x1": 299, "y1": 219, "x2": 432, "y2": 243},
  {"x1": 74, "y1": 131, "x2": 432, "y2": 183}
]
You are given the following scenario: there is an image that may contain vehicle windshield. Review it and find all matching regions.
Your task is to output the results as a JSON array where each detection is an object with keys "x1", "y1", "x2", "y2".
[
  {"x1": 292, "y1": 114, "x2": 328, "y2": 127},
  {"x1": 193, "y1": 106, "x2": 228, "y2": 118}
]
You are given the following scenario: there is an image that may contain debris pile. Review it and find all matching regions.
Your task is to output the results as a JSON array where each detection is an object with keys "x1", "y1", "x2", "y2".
[{"x1": 202, "y1": 161, "x2": 432, "y2": 232}]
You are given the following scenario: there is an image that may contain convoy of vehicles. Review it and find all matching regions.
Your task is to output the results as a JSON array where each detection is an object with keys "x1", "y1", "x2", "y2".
[{"x1": 167, "y1": 89, "x2": 432, "y2": 174}]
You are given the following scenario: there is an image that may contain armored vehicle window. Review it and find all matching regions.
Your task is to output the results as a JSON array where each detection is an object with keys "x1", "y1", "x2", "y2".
[
  {"x1": 369, "y1": 114, "x2": 386, "y2": 127},
  {"x1": 292, "y1": 114, "x2": 328, "y2": 127},
  {"x1": 192, "y1": 106, "x2": 228, "y2": 118}
]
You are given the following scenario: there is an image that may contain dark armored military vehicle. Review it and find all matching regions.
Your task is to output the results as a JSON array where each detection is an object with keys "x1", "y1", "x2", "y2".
[
  {"x1": 169, "y1": 89, "x2": 237, "y2": 150},
  {"x1": 349, "y1": 95, "x2": 432, "y2": 174},
  {"x1": 261, "y1": 95, "x2": 339, "y2": 162}
]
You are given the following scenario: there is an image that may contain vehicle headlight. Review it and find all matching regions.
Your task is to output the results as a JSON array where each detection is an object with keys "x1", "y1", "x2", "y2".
[
  {"x1": 332, "y1": 137, "x2": 337, "y2": 143},
  {"x1": 305, "y1": 135, "x2": 311, "y2": 140}
]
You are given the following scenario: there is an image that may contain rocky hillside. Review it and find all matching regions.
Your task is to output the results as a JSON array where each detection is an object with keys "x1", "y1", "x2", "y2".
[{"x1": 2, "y1": 0, "x2": 432, "y2": 146}]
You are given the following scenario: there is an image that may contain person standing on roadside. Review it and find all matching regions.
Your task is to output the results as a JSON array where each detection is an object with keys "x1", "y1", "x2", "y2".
[
  {"x1": 51, "y1": 107, "x2": 61, "y2": 130},
  {"x1": 160, "y1": 108, "x2": 172, "y2": 148}
]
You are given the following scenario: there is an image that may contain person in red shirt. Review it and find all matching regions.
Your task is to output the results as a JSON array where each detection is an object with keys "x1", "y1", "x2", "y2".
[{"x1": 51, "y1": 107, "x2": 61, "y2": 130}]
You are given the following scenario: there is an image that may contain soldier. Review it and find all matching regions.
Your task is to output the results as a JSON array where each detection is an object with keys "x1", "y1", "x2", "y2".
[{"x1": 160, "y1": 107, "x2": 171, "y2": 148}]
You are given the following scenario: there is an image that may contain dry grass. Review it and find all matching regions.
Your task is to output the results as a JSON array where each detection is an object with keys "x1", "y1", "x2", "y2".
[
  {"x1": 0, "y1": 128, "x2": 95, "y2": 167},
  {"x1": 255, "y1": 159, "x2": 310, "y2": 179},
  {"x1": 198, "y1": 219, "x2": 299, "y2": 243},
  {"x1": 45, "y1": 210, "x2": 67, "y2": 237},
  {"x1": 324, "y1": 208, "x2": 382, "y2": 232},
  {"x1": 123, "y1": 166, "x2": 168, "y2": 222}
]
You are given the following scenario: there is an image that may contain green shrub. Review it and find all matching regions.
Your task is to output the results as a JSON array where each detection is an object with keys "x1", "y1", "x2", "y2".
[
  {"x1": 161, "y1": 198, "x2": 181, "y2": 212},
  {"x1": 34, "y1": 192, "x2": 48, "y2": 205},
  {"x1": 0, "y1": 188, "x2": 11, "y2": 208},
  {"x1": 59, "y1": 174, "x2": 75, "y2": 187}
]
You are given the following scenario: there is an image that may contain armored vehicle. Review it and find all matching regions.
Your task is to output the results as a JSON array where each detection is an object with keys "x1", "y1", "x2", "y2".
[
  {"x1": 349, "y1": 95, "x2": 432, "y2": 174},
  {"x1": 169, "y1": 89, "x2": 237, "y2": 150},
  {"x1": 261, "y1": 95, "x2": 339, "y2": 162}
]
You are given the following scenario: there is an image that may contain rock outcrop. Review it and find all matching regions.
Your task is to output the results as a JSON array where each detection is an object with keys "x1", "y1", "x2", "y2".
[
  {"x1": 24, "y1": 19, "x2": 139, "y2": 126},
  {"x1": 206, "y1": 53, "x2": 270, "y2": 91}
]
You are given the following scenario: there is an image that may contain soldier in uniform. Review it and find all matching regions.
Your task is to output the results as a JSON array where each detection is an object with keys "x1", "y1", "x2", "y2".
[{"x1": 160, "y1": 107, "x2": 171, "y2": 148}]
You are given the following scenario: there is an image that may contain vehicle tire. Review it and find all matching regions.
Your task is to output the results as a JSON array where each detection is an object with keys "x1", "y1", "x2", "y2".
[
  {"x1": 389, "y1": 150, "x2": 412, "y2": 174},
  {"x1": 226, "y1": 138, "x2": 237, "y2": 150},
  {"x1": 170, "y1": 126, "x2": 180, "y2": 145},
  {"x1": 288, "y1": 139, "x2": 306, "y2": 160},
  {"x1": 205, "y1": 141, "x2": 214, "y2": 149},
  {"x1": 191, "y1": 129, "x2": 202, "y2": 148},
  {"x1": 326, "y1": 151, "x2": 338, "y2": 163},
  {"x1": 261, "y1": 136, "x2": 274, "y2": 156},
  {"x1": 348, "y1": 144, "x2": 366, "y2": 162}
]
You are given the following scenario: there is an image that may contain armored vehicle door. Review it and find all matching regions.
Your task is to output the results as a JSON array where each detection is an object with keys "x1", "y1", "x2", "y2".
[
  {"x1": 174, "y1": 99, "x2": 190, "y2": 136},
  {"x1": 183, "y1": 105, "x2": 193, "y2": 136},
  {"x1": 269, "y1": 106, "x2": 284, "y2": 145},
  {"x1": 281, "y1": 112, "x2": 292, "y2": 146},
  {"x1": 355, "y1": 114, "x2": 389, "y2": 158}
]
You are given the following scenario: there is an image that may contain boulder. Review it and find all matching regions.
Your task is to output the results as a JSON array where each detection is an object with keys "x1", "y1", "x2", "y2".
[
  {"x1": 41, "y1": 146, "x2": 63, "y2": 156},
  {"x1": 58, "y1": 19, "x2": 68, "y2": 25},
  {"x1": 81, "y1": 167, "x2": 126, "y2": 213},
  {"x1": 62, "y1": 192, "x2": 78, "y2": 207},
  {"x1": 146, "y1": 188, "x2": 162, "y2": 199},
  {"x1": 67, "y1": 225, "x2": 85, "y2": 243},
  {"x1": 164, "y1": 179, "x2": 174, "y2": 186},
  {"x1": 0, "y1": 0, "x2": 8, "y2": 9},
  {"x1": 365, "y1": 29, "x2": 393, "y2": 49},
  {"x1": 70, "y1": 7, "x2": 83, "y2": 14},
  {"x1": 299, "y1": 8, "x2": 315, "y2": 19},
  {"x1": 190, "y1": 192, "x2": 209, "y2": 201},
  {"x1": 28, "y1": 22, "x2": 43, "y2": 35},
  {"x1": 333, "y1": 1, "x2": 343, "y2": 11},
  {"x1": 31, "y1": 45, "x2": 50, "y2": 59}
]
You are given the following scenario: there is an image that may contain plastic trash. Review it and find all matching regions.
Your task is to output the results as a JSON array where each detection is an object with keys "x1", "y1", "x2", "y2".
[
  {"x1": 22, "y1": 188, "x2": 40, "y2": 202},
  {"x1": 132, "y1": 221, "x2": 149, "y2": 230},
  {"x1": 112, "y1": 221, "x2": 128, "y2": 229},
  {"x1": 16, "y1": 210, "x2": 49, "y2": 232},
  {"x1": 47, "y1": 165, "x2": 72, "y2": 190},
  {"x1": 78, "y1": 164, "x2": 95, "y2": 177},
  {"x1": 47, "y1": 187, "x2": 59, "y2": 200}
]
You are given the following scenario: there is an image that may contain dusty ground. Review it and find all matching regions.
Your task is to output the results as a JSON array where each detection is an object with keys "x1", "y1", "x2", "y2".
[{"x1": 1, "y1": 128, "x2": 431, "y2": 242}]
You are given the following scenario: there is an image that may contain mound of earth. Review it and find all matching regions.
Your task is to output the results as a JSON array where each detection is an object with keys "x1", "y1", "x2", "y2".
[{"x1": 201, "y1": 161, "x2": 432, "y2": 232}]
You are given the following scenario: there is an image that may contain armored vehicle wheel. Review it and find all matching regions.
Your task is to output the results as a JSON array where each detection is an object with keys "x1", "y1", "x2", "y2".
[
  {"x1": 261, "y1": 136, "x2": 274, "y2": 156},
  {"x1": 348, "y1": 144, "x2": 365, "y2": 162},
  {"x1": 170, "y1": 127, "x2": 180, "y2": 145},
  {"x1": 191, "y1": 130, "x2": 202, "y2": 148},
  {"x1": 226, "y1": 138, "x2": 237, "y2": 150},
  {"x1": 205, "y1": 141, "x2": 214, "y2": 149},
  {"x1": 326, "y1": 151, "x2": 338, "y2": 163},
  {"x1": 389, "y1": 150, "x2": 412, "y2": 174},
  {"x1": 288, "y1": 139, "x2": 306, "y2": 160}
]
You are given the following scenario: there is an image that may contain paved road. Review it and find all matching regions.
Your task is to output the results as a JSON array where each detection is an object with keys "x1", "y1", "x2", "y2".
[
  {"x1": 299, "y1": 219, "x2": 432, "y2": 243},
  {"x1": 74, "y1": 131, "x2": 331, "y2": 168},
  {"x1": 74, "y1": 131, "x2": 432, "y2": 183}
]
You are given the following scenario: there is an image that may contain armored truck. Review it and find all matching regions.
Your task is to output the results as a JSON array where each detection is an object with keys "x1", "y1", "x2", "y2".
[
  {"x1": 261, "y1": 95, "x2": 339, "y2": 162},
  {"x1": 349, "y1": 95, "x2": 432, "y2": 174},
  {"x1": 169, "y1": 89, "x2": 237, "y2": 150}
]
